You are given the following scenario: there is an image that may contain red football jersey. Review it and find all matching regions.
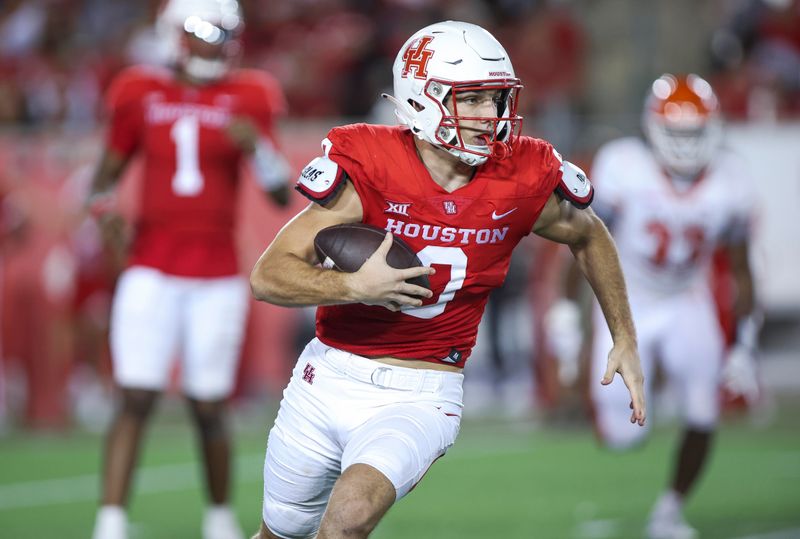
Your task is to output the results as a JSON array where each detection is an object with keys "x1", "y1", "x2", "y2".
[
  {"x1": 308, "y1": 124, "x2": 563, "y2": 367},
  {"x1": 105, "y1": 65, "x2": 286, "y2": 277}
]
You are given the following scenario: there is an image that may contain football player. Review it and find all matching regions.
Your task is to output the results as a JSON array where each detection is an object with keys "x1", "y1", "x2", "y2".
[
  {"x1": 588, "y1": 74, "x2": 759, "y2": 539},
  {"x1": 88, "y1": 1, "x2": 290, "y2": 538},
  {"x1": 249, "y1": 21, "x2": 645, "y2": 539}
]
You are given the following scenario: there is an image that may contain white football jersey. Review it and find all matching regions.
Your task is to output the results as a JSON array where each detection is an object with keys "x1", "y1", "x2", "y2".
[{"x1": 591, "y1": 137, "x2": 755, "y2": 295}]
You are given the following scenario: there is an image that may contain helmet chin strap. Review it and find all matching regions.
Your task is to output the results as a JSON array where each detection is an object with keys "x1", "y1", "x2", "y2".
[{"x1": 451, "y1": 150, "x2": 486, "y2": 166}]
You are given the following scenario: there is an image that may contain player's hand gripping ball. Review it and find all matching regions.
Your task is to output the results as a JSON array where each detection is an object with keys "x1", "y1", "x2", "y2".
[{"x1": 314, "y1": 223, "x2": 430, "y2": 288}]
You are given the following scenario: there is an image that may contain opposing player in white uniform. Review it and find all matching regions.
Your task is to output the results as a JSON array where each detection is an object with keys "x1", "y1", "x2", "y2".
[{"x1": 589, "y1": 74, "x2": 758, "y2": 539}]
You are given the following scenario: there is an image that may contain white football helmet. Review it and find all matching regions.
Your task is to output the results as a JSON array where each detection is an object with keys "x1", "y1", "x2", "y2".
[
  {"x1": 385, "y1": 21, "x2": 523, "y2": 166},
  {"x1": 157, "y1": 0, "x2": 243, "y2": 82},
  {"x1": 643, "y1": 73, "x2": 723, "y2": 177}
]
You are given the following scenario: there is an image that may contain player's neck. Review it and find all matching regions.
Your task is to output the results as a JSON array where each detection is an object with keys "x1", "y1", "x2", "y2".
[
  {"x1": 663, "y1": 166, "x2": 706, "y2": 194},
  {"x1": 413, "y1": 138, "x2": 475, "y2": 193},
  {"x1": 174, "y1": 67, "x2": 218, "y2": 88}
]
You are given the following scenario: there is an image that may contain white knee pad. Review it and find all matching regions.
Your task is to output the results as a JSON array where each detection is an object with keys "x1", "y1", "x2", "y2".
[
  {"x1": 261, "y1": 494, "x2": 320, "y2": 539},
  {"x1": 261, "y1": 426, "x2": 335, "y2": 539}
]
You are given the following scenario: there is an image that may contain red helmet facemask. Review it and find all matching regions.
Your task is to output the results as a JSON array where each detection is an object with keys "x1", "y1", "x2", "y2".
[{"x1": 429, "y1": 80, "x2": 524, "y2": 162}]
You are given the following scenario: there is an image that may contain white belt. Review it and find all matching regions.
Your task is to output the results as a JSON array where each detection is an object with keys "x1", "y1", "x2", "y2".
[{"x1": 319, "y1": 342, "x2": 456, "y2": 393}]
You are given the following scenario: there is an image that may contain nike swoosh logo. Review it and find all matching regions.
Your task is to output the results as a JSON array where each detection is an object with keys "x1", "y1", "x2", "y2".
[{"x1": 491, "y1": 208, "x2": 517, "y2": 220}]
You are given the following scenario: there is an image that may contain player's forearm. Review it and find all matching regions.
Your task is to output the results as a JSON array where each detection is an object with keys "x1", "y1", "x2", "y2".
[
  {"x1": 571, "y1": 216, "x2": 636, "y2": 344},
  {"x1": 728, "y1": 242, "x2": 760, "y2": 350},
  {"x1": 734, "y1": 272, "x2": 755, "y2": 320},
  {"x1": 250, "y1": 250, "x2": 358, "y2": 307},
  {"x1": 88, "y1": 149, "x2": 127, "y2": 199},
  {"x1": 729, "y1": 242, "x2": 755, "y2": 319}
]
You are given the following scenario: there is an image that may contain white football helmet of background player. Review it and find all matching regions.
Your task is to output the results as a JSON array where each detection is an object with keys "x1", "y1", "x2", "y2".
[
  {"x1": 643, "y1": 73, "x2": 723, "y2": 177},
  {"x1": 157, "y1": 0, "x2": 243, "y2": 82},
  {"x1": 384, "y1": 21, "x2": 523, "y2": 166}
]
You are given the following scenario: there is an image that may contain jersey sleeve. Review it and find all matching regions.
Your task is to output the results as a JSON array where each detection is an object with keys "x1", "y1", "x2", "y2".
[
  {"x1": 531, "y1": 140, "x2": 594, "y2": 208},
  {"x1": 589, "y1": 141, "x2": 626, "y2": 222},
  {"x1": 555, "y1": 158, "x2": 594, "y2": 209},
  {"x1": 104, "y1": 68, "x2": 148, "y2": 158},
  {"x1": 236, "y1": 70, "x2": 287, "y2": 140},
  {"x1": 516, "y1": 138, "x2": 561, "y2": 196},
  {"x1": 326, "y1": 125, "x2": 371, "y2": 179},
  {"x1": 295, "y1": 137, "x2": 349, "y2": 205},
  {"x1": 294, "y1": 125, "x2": 372, "y2": 206}
]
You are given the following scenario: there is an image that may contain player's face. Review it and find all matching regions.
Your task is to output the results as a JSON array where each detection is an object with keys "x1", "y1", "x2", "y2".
[{"x1": 450, "y1": 89, "x2": 504, "y2": 146}]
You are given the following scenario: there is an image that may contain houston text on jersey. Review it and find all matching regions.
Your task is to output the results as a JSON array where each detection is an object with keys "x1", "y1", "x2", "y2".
[{"x1": 385, "y1": 218, "x2": 509, "y2": 245}]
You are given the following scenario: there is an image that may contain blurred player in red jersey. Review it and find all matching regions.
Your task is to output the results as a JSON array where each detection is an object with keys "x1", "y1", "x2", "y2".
[
  {"x1": 587, "y1": 74, "x2": 759, "y2": 539},
  {"x1": 248, "y1": 21, "x2": 645, "y2": 539},
  {"x1": 87, "y1": 1, "x2": 291, "y2": 538}
]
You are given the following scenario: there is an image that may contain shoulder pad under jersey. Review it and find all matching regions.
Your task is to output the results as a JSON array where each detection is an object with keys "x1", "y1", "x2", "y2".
[
  {"x1": 227, "y1": 68, "x2": 287, "y2": 115},
  {"x1": 555, "y1": 160, "x2": 594, "y2": 209},
  {"x1": 295, "y1": 138, "x2": 347, "y2": 205},
  {"x1": 106, "y1": 65, "x2": 168, "y2": 111}
]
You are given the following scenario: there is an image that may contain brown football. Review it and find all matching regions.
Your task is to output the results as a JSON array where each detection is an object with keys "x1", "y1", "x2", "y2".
[{"x1": 314, "y1": 223, "x2": 430, "y2": 289}]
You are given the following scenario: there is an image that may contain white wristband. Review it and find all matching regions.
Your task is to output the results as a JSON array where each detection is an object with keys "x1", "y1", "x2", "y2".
[
  {"x1": 252, "y1": 139, "x2": 291, "y2": 191},
  {"x1": 736, "y1": 313, "x2": 762, "y2": 352}
]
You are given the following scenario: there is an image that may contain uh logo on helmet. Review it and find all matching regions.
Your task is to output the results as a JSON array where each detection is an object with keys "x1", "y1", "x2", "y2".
[
  {"x1": 384, "y1": 21, "x2": 524, "y2": 167},
  {"x1": 157, "y1": 0, "x2": 244, "y2": 83}
]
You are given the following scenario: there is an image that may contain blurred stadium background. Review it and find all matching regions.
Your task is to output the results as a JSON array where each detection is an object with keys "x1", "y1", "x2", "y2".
[{"x1": 0, "y1": 0, "x2": 798, "y2": 538}]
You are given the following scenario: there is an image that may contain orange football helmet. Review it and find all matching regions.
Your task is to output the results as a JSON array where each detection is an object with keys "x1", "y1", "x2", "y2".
[{"x1": 643, "y1": 74, "x2": 722, "y2": 177}]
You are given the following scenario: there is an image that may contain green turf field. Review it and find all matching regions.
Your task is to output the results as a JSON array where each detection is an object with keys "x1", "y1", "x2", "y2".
[{"x1": 1, "y1": 398, "x2": 798, "y2": 539}]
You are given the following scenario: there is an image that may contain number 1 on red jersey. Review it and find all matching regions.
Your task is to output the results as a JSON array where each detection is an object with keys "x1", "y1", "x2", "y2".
[{"x1": 170, "y1": 115, "x2": 204, "y2": 196}]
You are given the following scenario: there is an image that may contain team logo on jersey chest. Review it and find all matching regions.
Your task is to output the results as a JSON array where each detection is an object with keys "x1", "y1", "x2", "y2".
[
  {"x1": 442, "y1": 200, "x2": 458, "y2": 215},
  {"x1": 384, "y1": 200, "x2": 412, "y2": 216}
]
